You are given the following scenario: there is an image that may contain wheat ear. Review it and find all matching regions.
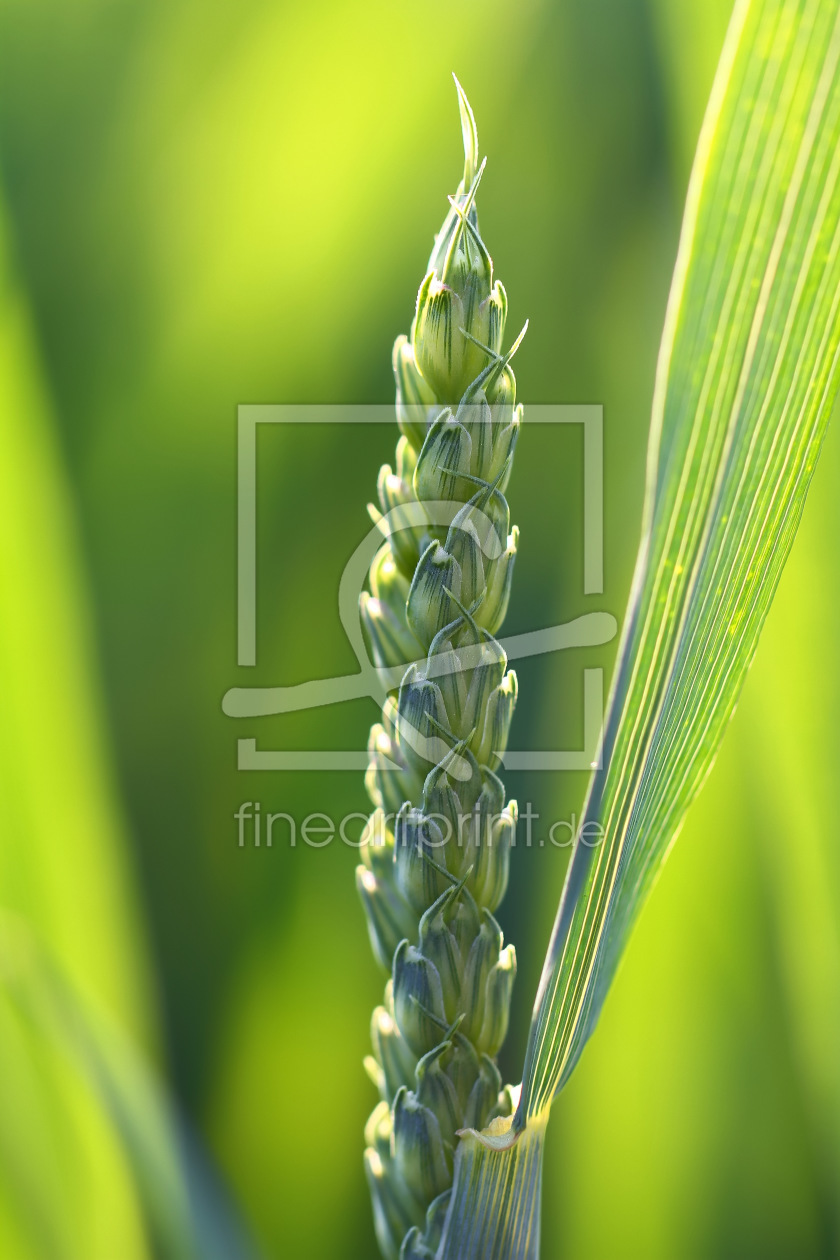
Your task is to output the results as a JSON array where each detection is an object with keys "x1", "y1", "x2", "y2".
[{"x1": 357, "y1": 79, "x2": 525, "y2": 1260}]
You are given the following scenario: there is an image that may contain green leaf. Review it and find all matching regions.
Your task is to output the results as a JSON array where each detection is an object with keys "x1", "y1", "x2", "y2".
[
  {"x1": 439, "y1": 2, "x2": 840, "y2": 1248},
  {"x1": 438, "y1": 1110, "x2": 546, "y2": 1260},
  {"x1": 0, "y1": 914, "x2": 254, "y2": 1260},
  {"x1": 0, "y1": 199, "x2": 150, "y2": 1041},
  {"x1": 0, "y1": 188, "x2": 155, "y2": 1259},
  {"x1": 518, "y1": 0, "x2": 840, "y2": 1122},
  {"x1": 0, "y1": 192, "x2": 250, "y2": 1260}
]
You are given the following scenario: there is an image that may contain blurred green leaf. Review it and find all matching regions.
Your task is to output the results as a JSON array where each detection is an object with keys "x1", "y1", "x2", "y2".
[
  {"x1": 0, "y1": 187, "x2": 156, "y2": 1257},
  {"x1": 739, "y1": 423, "x2": 840, "y2": 1234},
  {"x1": 0, "y1": 914, "x2": 255, "y2": 1260},
  {"x1": 0, "y1": 200, "x2": 150, "y2": 1039},
  {"x1": 0, "y1": 195, "x2": 250, "y2": 1259}
]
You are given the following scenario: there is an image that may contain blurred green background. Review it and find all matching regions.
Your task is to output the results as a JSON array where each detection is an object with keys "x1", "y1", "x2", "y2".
[{"x1": 1, "y1": 0, "x2": 839, "y2": 1256}]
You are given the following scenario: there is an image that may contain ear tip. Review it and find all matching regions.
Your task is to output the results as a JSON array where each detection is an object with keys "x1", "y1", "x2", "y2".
[{"x1": 453, "y1": 74, "x2": 480, "y2": 185}]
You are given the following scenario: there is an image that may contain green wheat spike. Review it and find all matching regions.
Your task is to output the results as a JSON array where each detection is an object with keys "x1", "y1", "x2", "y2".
[{"x1": 356, "y1": 78, "x2": 526, "y2": 1260}]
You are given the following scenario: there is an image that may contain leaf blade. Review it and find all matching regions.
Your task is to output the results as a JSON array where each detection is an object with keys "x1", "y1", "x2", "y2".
[{"x1": 520, "y1": 0, "x2": 840, "y2": 1120}]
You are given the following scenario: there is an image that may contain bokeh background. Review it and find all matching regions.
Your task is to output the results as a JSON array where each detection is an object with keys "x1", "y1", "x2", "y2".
[{"x1": 1, "y1": 0, "x2": 839, "y2": 1256}]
